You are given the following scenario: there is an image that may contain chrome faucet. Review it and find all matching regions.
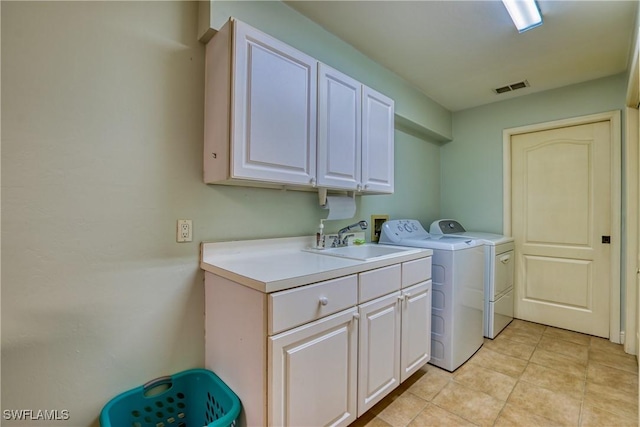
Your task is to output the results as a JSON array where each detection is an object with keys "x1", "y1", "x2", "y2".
[{"x1": 337, "y1": 220, "x2": 368, "y2": 246}]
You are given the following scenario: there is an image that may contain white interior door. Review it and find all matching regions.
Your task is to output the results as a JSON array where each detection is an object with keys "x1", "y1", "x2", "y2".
[{"x1": 511, "y1": 121, "x2": 612, "y2": 338}]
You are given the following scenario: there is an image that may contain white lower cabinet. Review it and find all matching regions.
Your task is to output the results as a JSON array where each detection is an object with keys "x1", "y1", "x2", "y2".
[
  {"x1": 269, "y1": 308, "x2": 359, "y2": 427},
  {"x1": 204, "y1": 254, "x2": 432, "y2": 427},
  {"x1": 358, "y1": 292, "x2": 401, "y2": 416},
  {"x1": 357, "y1": 281, "x2": 433, "y2": 416},
  {"x1": 401, "y1": 281, "x2": 432, "y2": 382}
]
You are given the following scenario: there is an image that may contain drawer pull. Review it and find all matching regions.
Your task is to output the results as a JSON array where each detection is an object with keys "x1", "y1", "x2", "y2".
[
  {"x1": 319, "y1": 297, "x2": 329, "y2": 306},
  {"x1": 500, "y1": 254, "x2": 512, "y2": 264}
]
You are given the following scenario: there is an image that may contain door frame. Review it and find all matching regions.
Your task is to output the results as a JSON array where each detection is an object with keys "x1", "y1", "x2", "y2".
[
  {"x1": 502, "y1": 111, "x2": 622, "y2": 343},
  {"x1": 624, "y1": 106, "x2": 639, "y2": 355}
]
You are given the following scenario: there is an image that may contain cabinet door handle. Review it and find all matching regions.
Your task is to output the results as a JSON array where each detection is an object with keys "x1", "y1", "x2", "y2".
[
  {"x1": 319, "y1": 297, "x2": 328, "y2": 306},
  {"x1": 405, "y1": 292, "x2": 411, "y2": 300},
  {"x1": 310, "y1": 178, "x2": 316, "y2": 187},
  {"x1": 353, "y1": 313, "x2": 360, "y2": 320},
  {"x1": 397, "y1": 295, "x2": 405, "y2": 302}
]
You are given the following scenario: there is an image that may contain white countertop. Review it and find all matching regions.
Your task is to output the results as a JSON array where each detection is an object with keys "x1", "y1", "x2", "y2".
[{"x1": 200, "y1": 236, "x2": 432, "y2": 293}]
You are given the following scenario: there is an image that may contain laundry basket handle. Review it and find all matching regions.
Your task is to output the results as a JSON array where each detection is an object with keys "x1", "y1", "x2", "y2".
[{"x1": 142, "y1": 375, "x2": 173, "y2": 397}]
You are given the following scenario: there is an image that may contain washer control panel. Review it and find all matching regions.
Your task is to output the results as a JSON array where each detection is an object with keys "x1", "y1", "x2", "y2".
[{"x1": 379, "y1": 219, "x2": 429, "y2": 244}]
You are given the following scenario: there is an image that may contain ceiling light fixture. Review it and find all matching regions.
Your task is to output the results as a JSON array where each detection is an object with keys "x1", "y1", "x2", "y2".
[{"x1": 502, "y1": 0, "x2": 543, "y2": 33}]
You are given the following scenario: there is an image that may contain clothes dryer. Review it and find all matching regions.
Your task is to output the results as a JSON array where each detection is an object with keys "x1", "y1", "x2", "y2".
[
  {"x1": 379, "y1": 219, "x2": 484, "y2": 371},
  {"x1": 430, "y1": 219, "x2": 515, "y2": 339}
]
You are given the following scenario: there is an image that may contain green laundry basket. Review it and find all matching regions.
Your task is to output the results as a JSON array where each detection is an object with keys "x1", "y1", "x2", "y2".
[{"x1": 100, "y1": 369, "x2": 241, "y2": 427}]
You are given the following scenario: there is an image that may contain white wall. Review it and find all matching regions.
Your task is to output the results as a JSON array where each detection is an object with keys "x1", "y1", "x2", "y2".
[{"x1": 1, "y1": 2, "x2": 443, "y2": 425}]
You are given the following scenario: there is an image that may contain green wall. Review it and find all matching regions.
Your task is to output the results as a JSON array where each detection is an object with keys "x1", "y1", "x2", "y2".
[
  {"x1": 442, "y1": 73, "x2": 628, "y2": 332},
  {"x1": 209, "y1": 0, "x2": 452, "y2": 142},
  {"x1": 442, "y1": 73, "x2": 627, "y2": 233},
  {"x1": 1, "y1": 2, "x2": 445, "y2": 425}
]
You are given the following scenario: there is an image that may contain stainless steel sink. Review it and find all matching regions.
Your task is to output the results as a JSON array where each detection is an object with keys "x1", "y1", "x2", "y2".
[{"x1": 303, "y1": 244, "x2": 420, "y2": 261}]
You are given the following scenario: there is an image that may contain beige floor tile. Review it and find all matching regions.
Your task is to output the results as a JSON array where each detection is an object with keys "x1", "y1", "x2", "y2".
[
  {"x1": 483, "y1": 334, "x2": 536, "y2": 360},
  {"x1": 543, "y1": 326, "x2": 591, "y2": 346},
  {"x1": 407, "y1": 403, "x2": 475, "y2": 427},
  {"x1": 507, "y1": 381, "x2": 581, "y2": 425},
  {"x1": 494, "y1": 402, "x2": 568, "y2": 427},
  {"x1": 529, "y1": 348, "x2": 587, "y2": 379},
  {"x1": 587, "y1": 362, "x2": 638, "y2": 394},
  {"x1": 580, "y1": 403, "x2": 638, "y2": 427},
  {"x1": 453, "y1": 363, "x2": 517, "y2": 401},
  {"x1": 589, "y1": 348, "x2": 639, "y2": 374},
  {"x1": 507, "y1": 319, "x2": 546, "y2": 334},
  {"x1": 432, "y1": 382, "x2": 504, "y2": 426},
  {"x1": 376, "y1": 393, "x2": 428, "y2": 427},
  {"x1": 421, "y1": 363, "x2": 454, "y2": 378},
  {"x1": 584, "y1": 381, "x2": 639, "y2": 421},
  {"x1": 349, "y1": 412, "x2": 393, "y2": 427},
  {"x1": 538, "y1": 335, "x2": 589, "y2": 362},
  {"x1": 520, "y1": 362, "x2": 585, "y2": 399},
  {"x1": 590, "y1": 336, "x2": 630, "y2": 356},
  {"x1": 466, "y1": 347, "x2": 528, "y2": 378},
  {"x1": 352, "y1": 320, "x2": 639, "y2": 427},
  {"x1": 496, "y1": 326, "x2": 543, "y2": 346},
  {"x1": 407, "y1": 367, "x2": 451, "y2": 401}
]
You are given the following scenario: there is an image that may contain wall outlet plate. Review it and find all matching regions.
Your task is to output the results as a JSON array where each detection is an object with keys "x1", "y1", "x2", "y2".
[{"x1": 177, "y1": 219, "x2": 192, "y2": 243}]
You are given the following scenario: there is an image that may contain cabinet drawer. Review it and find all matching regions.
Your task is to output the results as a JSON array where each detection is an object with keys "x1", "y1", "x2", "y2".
[
  {"x1": 269, "y1": 275, "x2": 358, "y2": 335},
  {"x1": 402, "y1": 257, "x2": 432, "y2": 288},
  {"x1": 359, "y1": 264, "x2": 401, "y2": 303}
]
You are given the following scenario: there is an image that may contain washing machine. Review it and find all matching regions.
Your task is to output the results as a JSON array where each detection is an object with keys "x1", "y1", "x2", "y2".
[
  {"x1": 430, "y1": 219, "x2": 515, "y2": 339},
  {"x1": 379, "y1": 219, "x2": 484, "y2": 372}
]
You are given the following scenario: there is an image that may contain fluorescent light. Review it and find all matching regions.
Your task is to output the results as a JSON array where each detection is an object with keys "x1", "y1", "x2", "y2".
[{"x1": 502, "y1": 0, "x2": 543, "y2": 33}]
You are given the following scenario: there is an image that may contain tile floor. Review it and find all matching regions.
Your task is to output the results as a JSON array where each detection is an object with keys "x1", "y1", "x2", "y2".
[{"x1": 350, "y1": 319, "x2": 639, "y2": 427}]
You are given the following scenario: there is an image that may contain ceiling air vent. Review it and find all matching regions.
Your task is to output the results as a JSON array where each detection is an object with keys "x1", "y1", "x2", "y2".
[{"x1": 493, "y1": 80, "x2": 530, "y2": 94}]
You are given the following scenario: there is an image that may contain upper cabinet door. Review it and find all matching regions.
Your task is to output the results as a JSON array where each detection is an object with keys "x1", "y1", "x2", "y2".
[
  {"x1": 232, "y1": 21, "x2": 317, "y2": 186},
  {"x1": 362, "y1": 87, "x2": 394, "y2": 193},
  {"x1": 317, "y1": 64, "x2": 361, "y2": 190}
]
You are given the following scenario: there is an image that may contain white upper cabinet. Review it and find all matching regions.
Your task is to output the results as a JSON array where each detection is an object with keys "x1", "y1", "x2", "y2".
[
  {"x1": 318, "y1": 65, "x2": 395, "y2": 194},
  {"x1": 362, "y1": 87, "x2": 395, "y2": 193},
  {"x1": 204, "y1": 19, "x2": 317, "y2": 187},
  {"x1": 204, "y1": 18, "x2": 394, "y2": 193},
  {"x1": 317, "y1": 64, "x2": 362, "y2": 190}
]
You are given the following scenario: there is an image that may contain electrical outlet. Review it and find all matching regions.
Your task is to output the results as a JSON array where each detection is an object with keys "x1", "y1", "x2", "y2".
[{"x1": 177, "y1": 219, "x2": 192, "y2": 243}]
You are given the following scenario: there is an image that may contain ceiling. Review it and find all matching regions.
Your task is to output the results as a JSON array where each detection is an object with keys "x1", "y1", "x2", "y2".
[{"x1": 285, "y1": 1, "x2": 639, "y2": 112}]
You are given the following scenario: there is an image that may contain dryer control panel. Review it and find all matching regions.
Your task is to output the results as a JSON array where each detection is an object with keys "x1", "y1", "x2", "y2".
[
  {"x1": 379, "y1": 219, "x2": 429, "y2": 244},
  {"x1": 430, "y1": 219, "x2": 466, "y2": 235}
]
